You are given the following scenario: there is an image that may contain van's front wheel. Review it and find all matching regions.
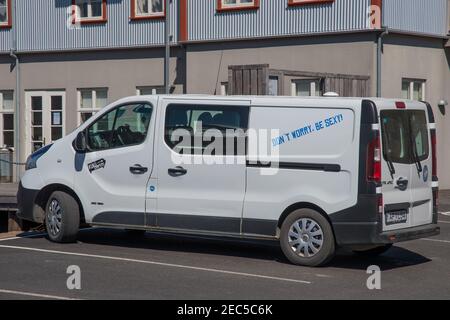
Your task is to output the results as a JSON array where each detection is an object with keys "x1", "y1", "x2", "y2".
[
  {"x1": 45, "y1": 191, "x2": 80, "y2": 243},
  {"x1": 280, "y1": 209, "x2": 335, "y2": 267}
]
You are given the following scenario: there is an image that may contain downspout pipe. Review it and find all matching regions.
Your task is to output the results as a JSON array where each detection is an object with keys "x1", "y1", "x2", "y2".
[
  {"x1": 376, "y1": 28, "x2": 389, "y2": 97},
  {"x1": 10, "y1": 0, "x2": 21, "y2": 182},
  {"x1": 164, "y1": 0, "x2": 170, "y2": 94},
  {"x1": 9, "y1": 49, "x2": 20, "y2": 182}
]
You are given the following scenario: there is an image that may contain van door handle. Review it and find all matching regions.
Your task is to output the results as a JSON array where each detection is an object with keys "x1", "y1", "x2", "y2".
[
  {"x1": 395, "y1": 177, "x2": 409, "y2": 191},
  {"x1": 130, "y1": 164, "x2": 148, "y2": 175},
  {"x1": 168, "y1": 166, "x2": 187, "y2": 177}
]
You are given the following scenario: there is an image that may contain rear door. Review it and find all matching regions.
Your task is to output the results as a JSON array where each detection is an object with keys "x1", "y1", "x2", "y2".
[
  {"x1": 380, "y1": 104, "x2": 432, "y2": 231},
  {"x1": 380, "y1": 109, "x2": 413, "y2": 231},
  {"x1": 408, "y1": 108, "x2": 433, "y2": 226}
]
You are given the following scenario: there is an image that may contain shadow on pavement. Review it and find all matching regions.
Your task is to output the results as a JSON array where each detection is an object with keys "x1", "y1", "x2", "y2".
[{"x1": 26, "y1": 227, "x2": 432, "y2": 271}]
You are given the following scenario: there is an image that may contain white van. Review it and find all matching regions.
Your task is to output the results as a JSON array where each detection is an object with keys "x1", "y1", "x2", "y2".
[{"x1": 17, "y1": 95, "x2": 440, "y2": 266}]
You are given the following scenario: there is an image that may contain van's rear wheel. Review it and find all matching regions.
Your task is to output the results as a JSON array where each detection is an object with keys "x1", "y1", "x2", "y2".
[
  {"x1": 280, "y1": 209, "x2": 335, "y2": 267},
  {"x1": 45, "y1": 191, "x2": 80, "y2": 243},
  {"x1": 353, "y1": 244, "x2": 393, "y2": 257}
]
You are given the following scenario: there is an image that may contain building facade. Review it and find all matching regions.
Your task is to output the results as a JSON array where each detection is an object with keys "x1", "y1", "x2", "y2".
[{"x1": 0, "y1": 0, "x2": 449, "y2": 186}]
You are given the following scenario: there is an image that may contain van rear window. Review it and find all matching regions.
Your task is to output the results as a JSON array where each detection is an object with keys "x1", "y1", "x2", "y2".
[{"x1": 380, "y1": 110, "x2": 429, "y2": 164}]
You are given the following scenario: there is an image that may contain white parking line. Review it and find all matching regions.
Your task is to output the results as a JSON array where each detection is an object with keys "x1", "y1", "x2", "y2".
[
  {"x1": 0, "y1": 289, "x2": 78, "y2": 300},
  {"x1": 421, "y1": 238, "x2": 450, "y2": 244},
  {"x1": 0, "y1": 244, "x2": 311, "y2": 285}
]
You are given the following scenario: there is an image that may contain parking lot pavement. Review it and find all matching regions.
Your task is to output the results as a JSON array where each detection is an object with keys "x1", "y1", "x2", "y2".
[{"x1": 0, "y1": 215, "x2": 449, "y2": 300}]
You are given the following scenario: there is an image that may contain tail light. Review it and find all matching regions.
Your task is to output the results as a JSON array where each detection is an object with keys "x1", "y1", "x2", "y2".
[
  {"x1": 431, "y1": 130, "x2": 437, "y2": 178},
  {"x1": 367, "y1": 131, "x2": 382, "y2": 183}
]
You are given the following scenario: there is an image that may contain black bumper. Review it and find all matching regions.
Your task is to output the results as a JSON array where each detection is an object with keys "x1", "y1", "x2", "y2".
[
  {"x1": 333, "y1": 222, "x2": 440, "y2": 246},
  {"x1": 16, "y1": 182, "x2": 41, "y2": 223}
]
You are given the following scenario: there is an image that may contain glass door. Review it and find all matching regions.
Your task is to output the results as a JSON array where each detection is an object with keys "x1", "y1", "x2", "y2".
[{"x1": 26, "y1": 91, "x2": 65, "y2": 155}]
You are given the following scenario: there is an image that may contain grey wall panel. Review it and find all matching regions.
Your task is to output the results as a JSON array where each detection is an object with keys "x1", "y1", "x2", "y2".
[
  {"x1": 187, "y1": 0, "x2": 372, "y2": 41},
  {"x1": 0, "y1": 29, "x2": 12, "y2": 53},
  {"x1": 383, "y1": 0, "x2": 448, "y2": 36},
  {"x1": 16, "y1": 0, "x2": 178, "y2": 52}
]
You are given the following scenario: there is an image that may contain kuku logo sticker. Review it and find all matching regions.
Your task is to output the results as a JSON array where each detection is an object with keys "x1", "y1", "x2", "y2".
[{"x1": 88, "y1": 159, "x2": 106, "y2": 173}]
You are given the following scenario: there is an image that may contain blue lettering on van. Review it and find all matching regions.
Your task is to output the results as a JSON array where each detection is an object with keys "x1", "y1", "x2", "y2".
[{"x1": 272, "y1": 114, "x2": 344, "y2": 147}]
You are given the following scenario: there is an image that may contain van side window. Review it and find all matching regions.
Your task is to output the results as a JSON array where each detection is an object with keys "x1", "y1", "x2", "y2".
[
  {"x1": 165, "y1": 104, "x2": 249, "y2": 155},
  {"x1": 87, "y1": 103, "x2": 153, "y2": 151}
]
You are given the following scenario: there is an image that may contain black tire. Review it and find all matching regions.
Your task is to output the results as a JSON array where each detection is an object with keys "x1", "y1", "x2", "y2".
[
  {"x1": 353, "y1": 244, "x2": 393, "y2": 257},
  {"x1": 280, "y1": 208, "x2": 335, "y2": 267},
  {"x1": 45, "y1": 191, "x2": 80, "y2": 243}
]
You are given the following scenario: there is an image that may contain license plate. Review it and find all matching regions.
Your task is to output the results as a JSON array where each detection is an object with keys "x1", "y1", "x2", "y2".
[{"x1": 385, "y1": 210, "x2": 408, "y2": 225}]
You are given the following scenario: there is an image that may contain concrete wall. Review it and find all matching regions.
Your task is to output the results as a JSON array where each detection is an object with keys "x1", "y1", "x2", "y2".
[
  {"x1": 381, "y1": 34, "x2": 450, "y2": 188},
  {"x1": 186, "y1": 33, "x2": 377, "y2": 95}
]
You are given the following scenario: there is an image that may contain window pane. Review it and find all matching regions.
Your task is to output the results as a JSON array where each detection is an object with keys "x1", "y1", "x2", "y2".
[
  {"x1": 32, "y1": 127, "x2": 43, "y2": 141},
  {"x1": 136, "y1": 0, "x2": 149, "y2": 14},
  {"x1": 165, "y1": 104, "x2": 249, "y2": 155},
  {"x1": 151, "y1": 0, "x2": 163, "y2": 13},
  {"x1": 32, "y1": 112, "x2": 42, "y2": 126},
  {"x1": 31, "y1": 96, "x2": 42, "y2": 111},
  {"x1": 91, "y1": 0, "x2": 103, "y2": 17},
  {"x1": 410, "y1": 111, "x2": 429, "y2": 160},
  {"x1": 111, "y1": 104, "x2": 153, "y2": 148},
  {"x1": 3, "y1": 132, "x2": 13, "y2": 147},
  {"x1": 381, "y1": 110, "x2": 414, "y2": 165},
  {"x1": 80, "y1": 90, "x2": 93, "y2": 109},
  {"x1": 81, "y1": 112, "x2": 94, "y2": 123},
  {"x1": 3, "y1": 114, "x2": 13, "y2": 131},
  {"x1": 87, "y1": 110, "x2": 116, "y2": 150},
  {"x1": 52, "y1": 127, "x2": 63, "y2": 141},
  {"x1": 0, "y1": 5, "x2": 7, "y2": 24},
  {"x1": 268, "y1": 76, "x2": 278, "y2": 96},
  {"x1": 51, "y1": 96, "x2": 63, "y2": 111},
  {"x1": 294, "y1": 80, "x2": 312, "y2": 97},
  {"x1": 413, "y1": 82, "x2": 423, "y2": 101},
  {"x1": 402, "y1": 81, "x2": 410, "y2": 99},
  {"x1": 1, "y1": 91, "x2": 13, "y2": 110},
  {"x1": 95, "y1": 89, "x2": 108, "y2": 109}
]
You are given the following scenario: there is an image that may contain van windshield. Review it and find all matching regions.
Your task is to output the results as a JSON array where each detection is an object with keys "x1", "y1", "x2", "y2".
[{"x1": 380, "y1": 110, "x2": 429, "y2": 164}]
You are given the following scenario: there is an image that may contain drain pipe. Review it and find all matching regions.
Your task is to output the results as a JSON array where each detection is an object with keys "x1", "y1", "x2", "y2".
[
  {"x1": 9, "y1": 49, "x2": 20, "y2": 182},
  {"x1": 376, "y1": 28, "x2": 389, "y2": 97}
]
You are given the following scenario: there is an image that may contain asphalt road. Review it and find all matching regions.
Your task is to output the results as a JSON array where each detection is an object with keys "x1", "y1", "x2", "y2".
[{"x1": 0, "y1": 214, "x2": 449, "y2": 300}]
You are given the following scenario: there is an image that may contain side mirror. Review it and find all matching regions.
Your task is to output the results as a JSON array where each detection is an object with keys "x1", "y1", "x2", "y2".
[{"x1": 73, "y1": 131, "x2": 88, "y2": 154}]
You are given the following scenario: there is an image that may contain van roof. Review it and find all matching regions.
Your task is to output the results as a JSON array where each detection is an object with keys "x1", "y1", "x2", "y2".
[{"x1": 117, "y1": 94, "x2": 427, "y2": 110}]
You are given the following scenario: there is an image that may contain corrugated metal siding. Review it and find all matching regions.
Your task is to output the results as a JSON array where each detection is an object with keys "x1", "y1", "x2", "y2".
[
  {"x1": 188, "y1": 0, "x2": 372, "y2": 41},
  {"x1": 16, "y1": 0, "x2": 178, "y2": 52},
  {"x1": 0, "y1": 29, "x2": 12, "y2": 53},
  {"x1": 383, "y1": 0, "x2": 448, "y2": 36}
]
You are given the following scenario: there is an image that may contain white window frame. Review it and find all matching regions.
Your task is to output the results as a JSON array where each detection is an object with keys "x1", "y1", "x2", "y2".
[
  {"x1": 220, "y1": 82, "x2": 229, "y2": 96},
  {"x1": 77, "y1": 88, "x2": 108, "y2": 125},
  {"x1": 402, "y1": 79, "x2": 426, "y2": 101},
  {"x1": 74, "y1": 0, "x2": 105, "y2": 22},
  {"x1": 219, "y1": 0, "x2": 257, "y2": 10},
  {"x1": 133, "y1": 0, "x2": 165, "y2": 18},
  {"x1": 291, "y1": 79, "x2": 321, "y2": 97},
  {"x1": 0, "y1": 90, "x2": 14, "y2": 149}
]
